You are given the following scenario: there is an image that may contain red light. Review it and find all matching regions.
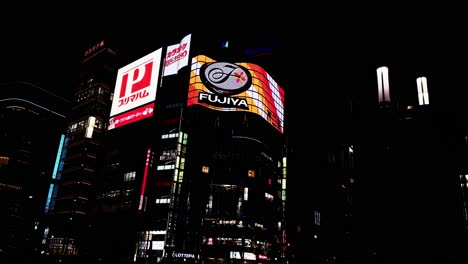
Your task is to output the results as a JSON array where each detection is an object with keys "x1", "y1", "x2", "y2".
[
  {"x1": 156, "y1": 181, "x2": 172, "y2": 187},
  {"x1": 138, "y1": 148, "x2": 151, "y2": 210},
  {"x1": 268, "y1": 179, "x2": 272, "y2": 185}
]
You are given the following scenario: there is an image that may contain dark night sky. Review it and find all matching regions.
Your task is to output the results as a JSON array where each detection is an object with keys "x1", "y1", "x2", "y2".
[
  {"x1": 3, "y1": 18, "x2": 468, "y2": 174},
  {"x1": 2, "y1": 15, "x2": 467, "y2": 104}
]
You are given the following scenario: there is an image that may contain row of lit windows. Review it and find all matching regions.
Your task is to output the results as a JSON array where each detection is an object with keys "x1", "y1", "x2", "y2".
[
  {"x1": 202, "y1": 237, "x2": 270, "y2": 251},
  {"x1": 0, "y1": 182, "x2": 22, "y2": 190},
  {"x1": 124, "y1": 171, "x2": 136, "y2": 182},
  {"x1": 98, "y1": 189, "x2": 133, "y2": 199},
  {"x1": 76, "y1": 86, "x2": 106, "y2": 103},
  {"x1": 158, "y1": 164, "x2": 175, "y2": 170},
  {"x1": 159, "y1": 149, "x2": 176, "y2": 161},
  {"x1": 161, "y1": 133, "x2": 178, "y2": 139},
  {"x1": 68, "y1": 117, "x2": 104, "y2": 133},
  {"x1": 155, "y1": 198, "x2": 170, "y2": 204}
]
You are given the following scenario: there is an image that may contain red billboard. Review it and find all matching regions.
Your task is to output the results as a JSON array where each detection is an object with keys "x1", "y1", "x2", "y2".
[{"x1": 109, "y1": 49, "x2": 162, "y2": 130}]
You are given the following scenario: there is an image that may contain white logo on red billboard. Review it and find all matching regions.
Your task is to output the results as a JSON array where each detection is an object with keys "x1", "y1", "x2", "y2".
[
  {"x1": 110, "y1": 48, "x2": 162, "y2": 117},
  {"x1": 117, "y1": 61, "x2": 153, "y2": 107}
]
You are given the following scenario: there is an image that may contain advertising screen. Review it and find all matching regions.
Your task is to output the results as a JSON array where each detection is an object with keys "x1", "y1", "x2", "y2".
[
  {"x1": 109, "y1": 48, "x2": 162, "y2": 129},
  {"x1": 187, "y1": 55, "x2": 284, "y2": 133}
]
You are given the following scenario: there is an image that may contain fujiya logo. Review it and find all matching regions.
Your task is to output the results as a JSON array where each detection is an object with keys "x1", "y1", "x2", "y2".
[
  {"x1": 199, "y1": 62, "x2": 251, "y2": 109},
  {"x1": 117, "y1": 61, "x2": 153, "y2": 107}
]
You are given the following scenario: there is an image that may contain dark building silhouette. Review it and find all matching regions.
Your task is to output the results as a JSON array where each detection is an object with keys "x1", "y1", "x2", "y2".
[
  {"x1": 41, "y1": 40, "x2": 118, "y2": 258},
  {"x1": 0, "y1": 82, "x2": 69, "y2": 261},
  {"x1": 288, "y1": 65, "x2": 468, "y2": 264}
]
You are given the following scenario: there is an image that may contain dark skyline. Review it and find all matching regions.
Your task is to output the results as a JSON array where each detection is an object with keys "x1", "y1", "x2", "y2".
[{"x1": 3, "y1": 21, "x2": 467, "y2": 106}]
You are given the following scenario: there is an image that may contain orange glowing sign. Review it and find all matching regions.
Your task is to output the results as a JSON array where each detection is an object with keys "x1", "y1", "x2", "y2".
[{"x1": 188, "y1": 55, "x2": 284, "y2": 133}]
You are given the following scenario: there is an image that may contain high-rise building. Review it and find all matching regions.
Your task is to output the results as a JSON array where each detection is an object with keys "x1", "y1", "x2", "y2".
[
  {"x1": 41, "y1": 39, "x2": 118, "y2": 258},
  {"x1": 96, "y1": 33, "x2": 288, "y2": 264},
  {"x1": 0, "y1": 81, "x2": 69, "y2": 260},
  {"x1": 349, "y1": 69, "x2": 465, "y2": 263},
  {"x1": 40, "y1": 32, "x2": 289, "y2": 264}
]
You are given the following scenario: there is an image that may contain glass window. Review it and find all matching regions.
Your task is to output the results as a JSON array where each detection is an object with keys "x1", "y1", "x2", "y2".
[{"x1": 124, "y1": 171, "x2": 136, "y2": 182}]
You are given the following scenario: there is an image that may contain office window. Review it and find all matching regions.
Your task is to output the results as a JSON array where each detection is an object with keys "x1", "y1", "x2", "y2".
[{"x1": 124, "y1": 171, "x2": 136, "y2": 182}]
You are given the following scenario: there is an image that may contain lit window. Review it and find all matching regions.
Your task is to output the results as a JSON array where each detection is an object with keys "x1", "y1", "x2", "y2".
[
  {"x1": 202, "y1": 166, "x2": 209, "y2": 173},
  {"x1": 155, "y1": 198, "x2": 171, "y2": 204},
  {"x1": 124, "y1": 171, "x2": 136, "y2": 182},
  {"x1": 157, "y1": 165, "x2": 175, "y2": 170},
  {"x1": 0, "y1": 156, "x2": 10, "y2": 165}
]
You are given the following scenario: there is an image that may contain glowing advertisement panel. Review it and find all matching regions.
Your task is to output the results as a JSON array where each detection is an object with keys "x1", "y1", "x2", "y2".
[
  {"x1": 108, "y1": 103, "x2": 154, "y2": 130},
  {"x1": 188, "y1": 55, "x2": 284, "y2": 133},
  {"x1": 109, "y1": 48, "x2": 162, "y2": 118},
  {"x1": 163, "y1": 33, "x2": 191, "y2": 76}
]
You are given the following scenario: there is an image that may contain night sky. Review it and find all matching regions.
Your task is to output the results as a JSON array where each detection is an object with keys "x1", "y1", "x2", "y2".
[{"x1": 3, "y1": 17, "x2": 467, "y2": 106}]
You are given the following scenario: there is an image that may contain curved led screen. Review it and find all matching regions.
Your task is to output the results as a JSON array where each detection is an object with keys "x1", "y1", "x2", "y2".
[{"x1": 188, "y1": 55, "x2": 284, "y2": 133}]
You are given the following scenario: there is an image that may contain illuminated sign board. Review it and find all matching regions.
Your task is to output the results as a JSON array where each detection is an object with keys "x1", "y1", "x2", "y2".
[
  {"x1": 109, "y1": 48, "x2": 162, "y2": 130},
  {"x1": 173, "y1": 252, "x2": 195, "y2": 259},
  {"x1": 230, "y1": 251, "x2": 241, "y2": 259},
  {"x1": 244, "y1": 252, "x2": 256, "y2": 260},
  {"x1": 188, "y1": 55, "x2": 285, "y2": 133},
  {"x1": 108, "y1": 103, "x2": 154, "y2": 130},
  {"x1": 84, "y1": 40, "x2": 105, "y2": 57},
  {"x1": 164, "y1": 33, "x2": 191, "y2": 76}
]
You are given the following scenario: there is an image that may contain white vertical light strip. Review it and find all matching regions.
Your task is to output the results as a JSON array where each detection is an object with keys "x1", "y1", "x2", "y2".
[
  {"x1": 244, "y1": 187, "x2": 249, "y2": 201},
  {"x1": 377, "y1": 67, "x2": 384, "y2": 103},
  {"x1": 208, "y1": 194, "x2": 213, "y2": 208},
  {"x1": 417, "y1": 77, "x2": 424, "y2": 105},
  {"x1": 383, "y1": 67, "x2": 390, "y2": 102},
  {"x1": 422, "y1": 77, "x2": 429, "y2": 105},
  {"x1": 85, "y1": 116, "x2": 96, "y2": 139},
  {"x1": 377, "y1": 66, "x2": 390, "y2": 103},
  {"x1": 417, "y1": 77, "x2": 429, "y2": 105}
]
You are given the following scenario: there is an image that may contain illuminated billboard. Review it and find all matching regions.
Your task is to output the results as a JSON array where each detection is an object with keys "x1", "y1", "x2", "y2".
[
  {"x1": 163, "y1": 33, "x2": 191, "y2": 76},
  {"x1": 109, "y1": 48, "x2": 162, "y2": 130},
  {"x1": 188, "y1": 55, "x2": 284, "y2": 133}
]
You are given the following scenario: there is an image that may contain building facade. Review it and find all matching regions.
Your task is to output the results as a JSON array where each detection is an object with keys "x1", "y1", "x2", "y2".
[
  {"x1": 41, "y1": 40, "x2": 118, "y2": 258},
  {"x1": 41, "y1": 33, "x2": 288, "y2": 264},
  {"x1": 0, "y1": 82, "x2": 69, "y2": 260}
]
